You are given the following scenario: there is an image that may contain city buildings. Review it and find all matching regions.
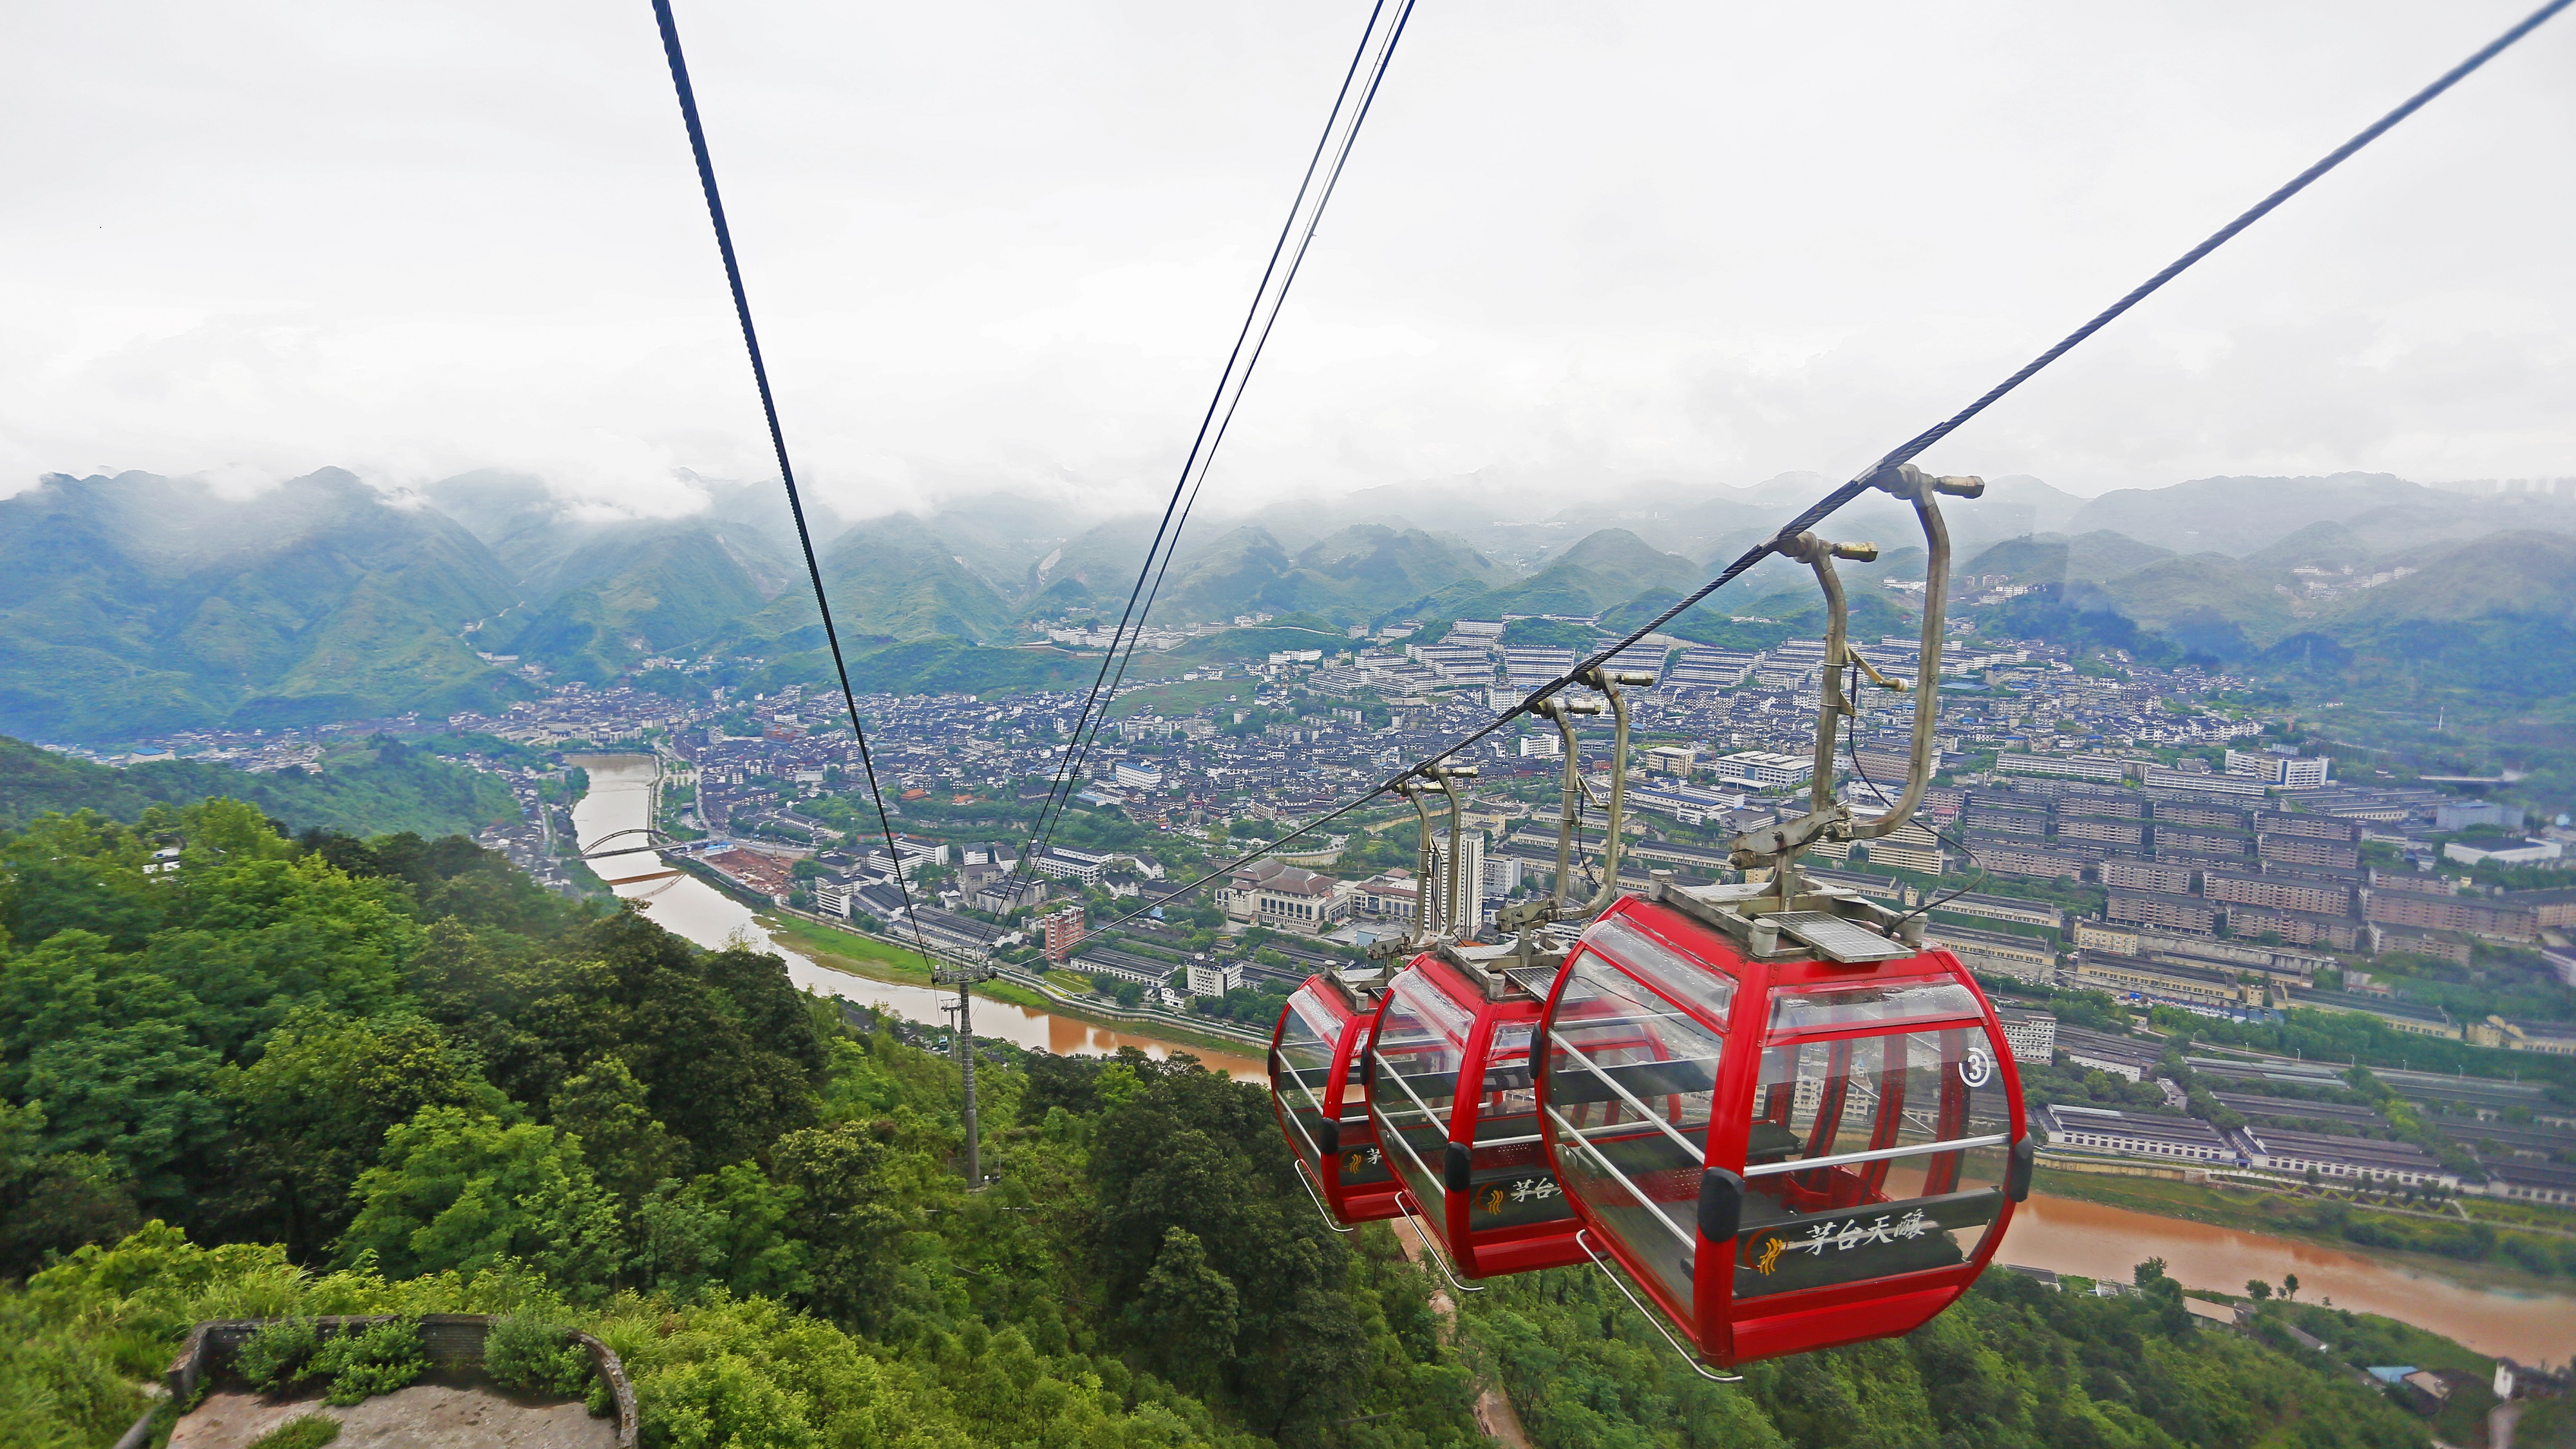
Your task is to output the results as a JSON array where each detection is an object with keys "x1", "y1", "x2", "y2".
[{"x1": 1041, "y1": 904, "x2": 1086, "y2": 963}]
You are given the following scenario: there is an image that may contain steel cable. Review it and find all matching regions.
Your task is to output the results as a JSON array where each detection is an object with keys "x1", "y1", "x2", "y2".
[
  {"x1": 1082, "y1": 0, "x2": 2570, "y2": 937},
  {"x1": 650, "y1": 0, "x2": 937, "y2": 967},
  {"x1": 991, "y1": 0, "x2": 1417, "y2": 947}
]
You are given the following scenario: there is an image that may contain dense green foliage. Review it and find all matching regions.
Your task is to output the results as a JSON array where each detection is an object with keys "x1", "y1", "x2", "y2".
[
  {"x1": 0, "y1": 784, "x2": 2473, "y2": 1448},
  {"x1": 0, "y1": 735, "x2": 517, "y2": 838},
  {"x1": 248, "y1": 1415, "x2": 343, "y2": 1449},
  {"x1": 483, "y1": 1312, "x2": 597, "y2": 1397},
  {"x1": 238, "y1": 1315, "x2": 426, "y2": 1405},
  {"x1": 2155, "y1": 1005, "x2": 2576, "y2": 1096},
  {"x1": 1459, "y1": 1260, "x2": 2434, "y2": 1449}
]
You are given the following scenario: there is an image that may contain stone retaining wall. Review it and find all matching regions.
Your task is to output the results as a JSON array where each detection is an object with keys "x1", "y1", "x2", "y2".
[{"x1": 120, "y1": 1314, "x2": 636, "y2": 1449}]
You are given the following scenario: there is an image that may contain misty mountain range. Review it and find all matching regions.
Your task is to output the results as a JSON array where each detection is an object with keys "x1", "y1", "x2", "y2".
[{"x1": 2, "y1": 466, "x2": 2569, "y2": 741}]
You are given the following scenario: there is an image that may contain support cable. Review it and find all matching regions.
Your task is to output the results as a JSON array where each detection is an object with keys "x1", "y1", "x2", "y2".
[
  {"x1": 993, "y1": 0, "x2": 1417, "y2": 936},
  {"x1": 1030, "y1": 0, "x2": 1417, "y2": 884},
  {"x1": 649, "y1": 0, "x2": 936, "y2": 970},
  {"x1": 1075, "y1": 0, "x2": 2568, "y2": 936}
]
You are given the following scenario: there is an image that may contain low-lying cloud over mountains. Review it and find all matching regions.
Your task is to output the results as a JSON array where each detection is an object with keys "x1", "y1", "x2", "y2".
[{"x1": 3, "y1": 466, "x2": 2568, "y2": 741}]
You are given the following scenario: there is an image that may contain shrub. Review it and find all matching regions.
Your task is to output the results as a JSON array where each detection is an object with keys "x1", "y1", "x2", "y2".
[
  {"x1": 306, "y1": 1319, "x2": 424, "y2": 1406},
  {"x1": 247, "y1": 1414, "x2": 341, "y2": 1449},
  {"x1": 483, "y1": 1315, "x2": 594, "y2": 1399},
  {"x1": 234, "y1": 1318, "x2": 322, "y2": 1392}
]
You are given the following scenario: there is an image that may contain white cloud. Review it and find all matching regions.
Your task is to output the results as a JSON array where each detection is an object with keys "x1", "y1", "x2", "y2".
[{"x1": 2, "y1": 0, "x2": 2570, "y2": 518}]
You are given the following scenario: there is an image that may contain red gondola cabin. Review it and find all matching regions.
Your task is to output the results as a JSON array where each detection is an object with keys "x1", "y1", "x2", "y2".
[
  {"x1": 1537, "y1": 882, "x2": 2030, "y2": 1368},
  {"x1": 1270, "y1": 970, "x2": 1403, "y2": 1224},
  {"x1": 1366, "y1": 945, "x2": 1589, "y2": 1278}
]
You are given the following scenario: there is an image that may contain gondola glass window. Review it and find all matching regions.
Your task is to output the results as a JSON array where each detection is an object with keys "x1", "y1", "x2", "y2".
[
  {"x1": 1736, "y1": 982, "x2": 2009, "y2": 1300},
  {"x1": 1370, "y1": 969, "x2": 1475, "y2": 1213},
  {"x1": 1274, "y1": 990, "x2": 1343, "y2": 1173},
  {"x1": 1543, "y1": 918, "x2": 1732, "y2": 1322}
]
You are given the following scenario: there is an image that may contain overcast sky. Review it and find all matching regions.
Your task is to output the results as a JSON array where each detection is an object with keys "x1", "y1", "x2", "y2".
[{"x1": 5, "y1": 1, "x2": 2571, "y2": 523}]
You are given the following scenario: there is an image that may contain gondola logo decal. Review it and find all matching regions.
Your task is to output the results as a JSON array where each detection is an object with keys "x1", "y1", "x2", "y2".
[
  {"x1": 1742, "y1": 1209, "x2": 1936, "y2": 1273},
  {"x1": 1473, "y1": 1177, "x2": 1561, "y2": 1215},
  {"x1": 1962, "y1": 1046, "x2": 1992, "y2": 1087}
]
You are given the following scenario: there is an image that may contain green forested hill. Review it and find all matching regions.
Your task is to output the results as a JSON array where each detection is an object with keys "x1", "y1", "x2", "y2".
[
  {"x1": 0, "y1": 735, "x2": 516, "y2": 837},
  {"x1": 1, "y1": 794, "x2": 2454, "y2": 1448},
  {"x1": 482, "y1": 525, "x2": 783, "y2": 685},
  {"x1": 0, "y1": 469, "x2": 531, "y2": 741}
]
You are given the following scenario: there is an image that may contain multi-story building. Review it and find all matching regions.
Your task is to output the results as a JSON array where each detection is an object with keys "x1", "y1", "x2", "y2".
[
  {"x1": 1809, "y1": 819, "x2": 1942, "y2": 874},
  {"x1": 1625, "y1": 778, "x2": 1745, "y2": 826},
  {"x1": 1931, "y1": 892, "x2": 2065, "y2": 930},
  {"x1": 2072, "y1": 952, "x2": 2278, "y2": 1016},
  {"x1": 1352, "y1": 871, "x2": 1420, "y2": 923},
  {"x1": 1994, "y1": 1007, "x2": 2058, "y2": 1064},
  {"x1": 2202, "y1": 871, "x2": 2353, "y2": 918},
  {"x1": 1963, "y1": 804, "x2": 2049, "y2": 837},
  {"x1": 1645, "y1": 744, "x2": 1701, "y2": 775},
  {"x1": 1032, "y1": 845, "x2": 1110, "y2": 884},
  {"x1": 2363, "y1": 890, "x2": 2540, "y2": 944},
  {"x1": 2144, "y1": 765, "x2": 2266, "y2": 797},
  {"x1": 1227, "y1": 858, "x2": 1349, "y2": 933},
  {"x1": 2278, "y1": 755, "x2": 2331, "y2": 788},
  {"x1": 2221, "y1": 905, "x2": 2370, "y2": 952},
  {"x1": 1041, "y1": 904, "x2": 1086, "y2": 963},
  {"x1": 2255, "y1": 811, "x2": 2361, "y2": 843},
  {"x1": 1430, "y1": 828, "x2": 1486, "y2": 934},
  {"x1": 2502, "y1": 887, "x2": 2576, "y2": 929},
  {"x1": 2107, "y1": 889, "x2": 2221, "y2": 936},
  {"x1": 2155, "y1": 801, "x2": 2252, "y2": 831},
  {"x1": 1713, "y1": 750, "x2": 1814, "y2": 790},
  {"x1": 1995, "y1": 752, "x2": 2127, "y2": 782},
  {"x1": 1928, "y1": 924, "x2": 2058, "y2": 985},
  {"x1": 1857, "y1": 820, "x2": 1945, "y2": 875},
  {"x1": 2059, "y1": 815, "x2": 2146, "y2": 849},
  {"x1": 2240, "y1": 1127, "x2": 2452, "y2": 1189},
  {"x1": 2100, "y1": 857, "x2": 2196, "y2": 893},
  {"x1": 2154, "y1": 826, "x2": 2253, "y2": 860},
  {"x1": 2056, "y1": 1026, "x2": 2161, "y2": 1081},
  {"x1": 1968, "y1": 840, "x2": 2094, "y2": 880},
  {"x1": 1185, "y1": 958, "x2": 1246, "y2": 997},
  {"x1": 2366, "y1": 867, "x2": 2459, "y2": 898},
  {"x1": 2038, "y1": 1104, "x2": 2237, "y2": 1164},
  {"x1": 2258, "y1": 833, "x2": 2360, "y2": 869}
]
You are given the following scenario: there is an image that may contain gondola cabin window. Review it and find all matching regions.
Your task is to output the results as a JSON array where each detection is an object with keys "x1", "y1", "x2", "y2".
[
  {"x1": 1273, "y1": 989, "x2": 1343, "y2": 1175},
  {"x1": 1738, "y1": 983, "x2": 2010, "y2": 1300},
  {"x1": 1370, "y1": 967, "x2": 1475, "y2": 1216},
  {"x1": 1269, "y1": 975, "x2": 1400, "y2": 1225},
  {"x1": 1543, "y1": 918, "x2": 1732, "y2": 1323},
  {"x1": 1367, "y1": 955, "x2": 1586, "y2": 1276}
]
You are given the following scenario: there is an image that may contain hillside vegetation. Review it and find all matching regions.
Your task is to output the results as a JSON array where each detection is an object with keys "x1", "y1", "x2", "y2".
[
  {"x1": 0, "y1": 782, "x2": 2457, "y2": 1448},
  {"x1": 0, "y1": 735, "x2": 516, "y2": 838},
  {"x1": 7, "y1": 467, "x2": 2570, "y2": 742},
  {"x1": 0, "y1": 470, "x2": 529, "y2": 739}
]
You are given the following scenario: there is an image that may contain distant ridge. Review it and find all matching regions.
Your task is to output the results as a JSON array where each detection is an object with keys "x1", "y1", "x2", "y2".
[{"x1": 0, "y1": 734, "x2": 516, "y2": 837}]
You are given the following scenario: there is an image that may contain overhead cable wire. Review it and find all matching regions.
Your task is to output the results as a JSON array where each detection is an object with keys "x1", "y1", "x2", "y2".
[
  {"x1": 1081, "y1": 0, "x2": 2570, "y2": 936},
  {"x1": 650, "y1": 0, "x2": 937, "y2": 968},
  {"x1": 989, "y1": 0, "x2": 1418, "y2": 942},
  {"x1": 1027, "y1": 0, "x2": 1418, "y2": 887}
]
